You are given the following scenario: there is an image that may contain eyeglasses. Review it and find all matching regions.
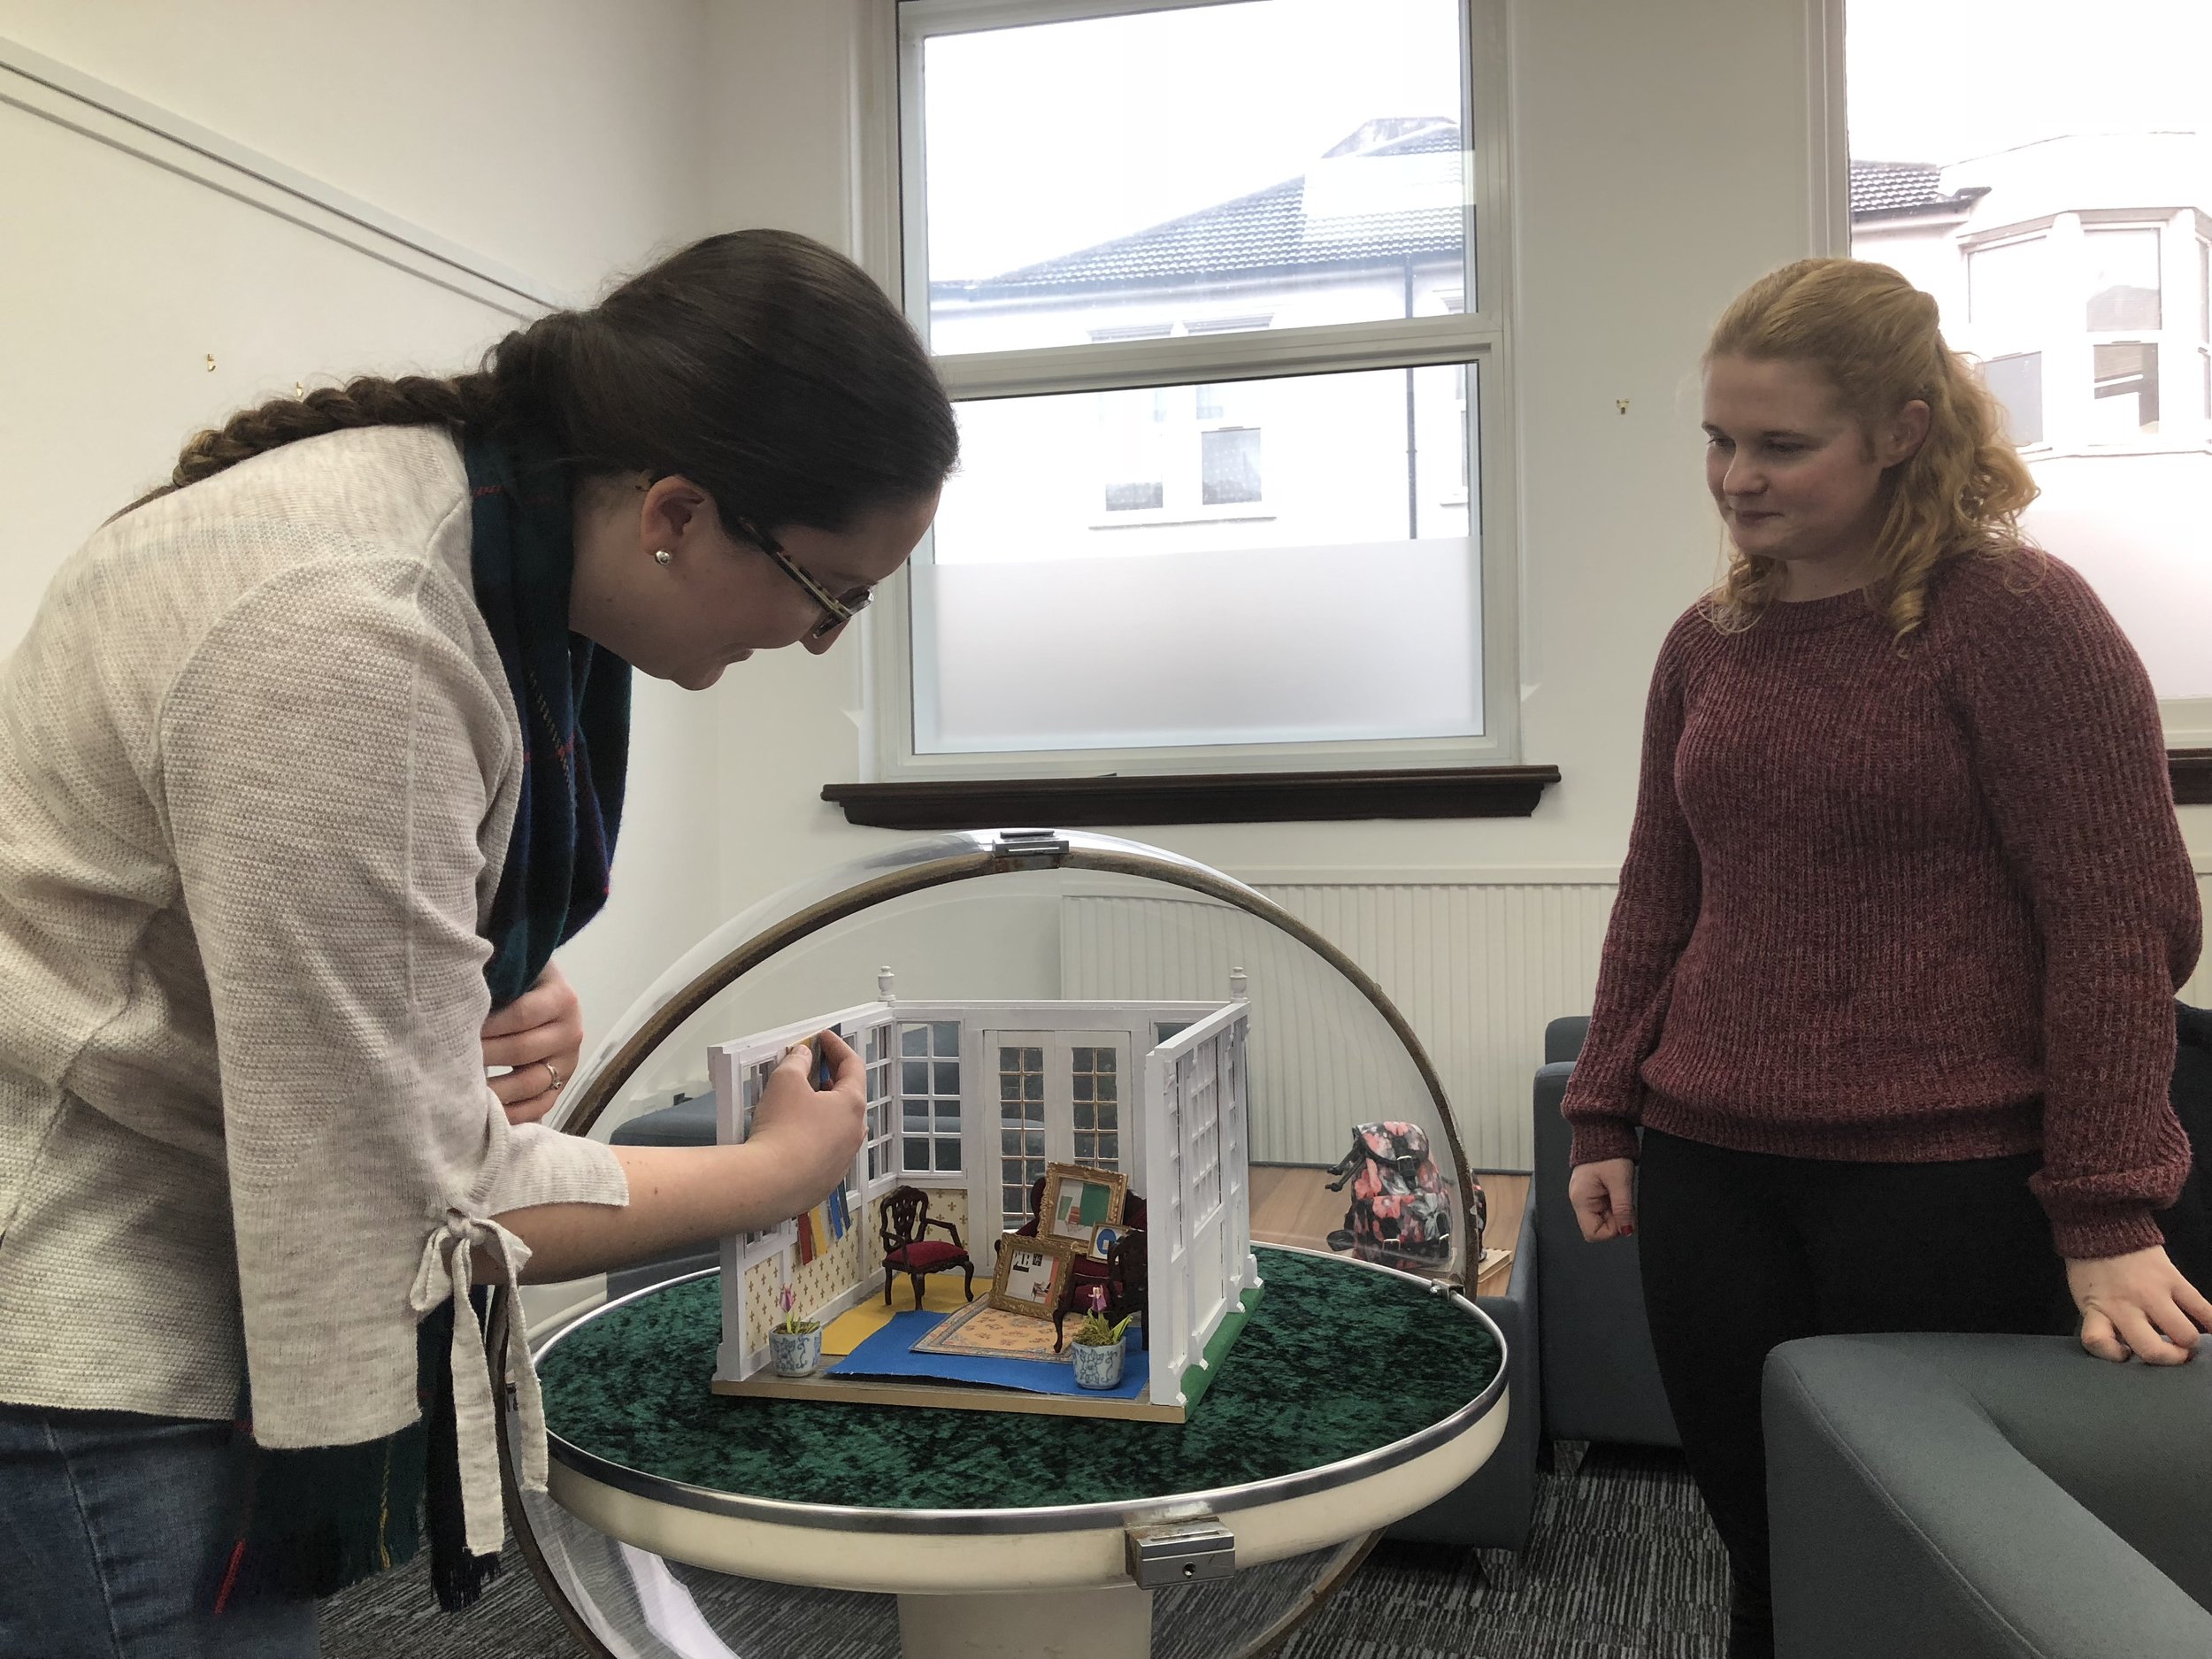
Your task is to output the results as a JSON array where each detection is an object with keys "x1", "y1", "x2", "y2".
[{"x1": 732, "y1": 516, "x2": 873, "y2": 641}]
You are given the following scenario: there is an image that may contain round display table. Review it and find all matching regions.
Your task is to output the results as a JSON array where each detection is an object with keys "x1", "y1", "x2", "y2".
[{"x1": 519, "y1": 1245, "x2": 1506, "y2": 1659}]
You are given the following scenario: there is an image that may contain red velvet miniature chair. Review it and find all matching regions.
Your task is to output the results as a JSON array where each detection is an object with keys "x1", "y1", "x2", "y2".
[{"x1": 878, "y1": 1185, "x2": 974, "y2": 1309}]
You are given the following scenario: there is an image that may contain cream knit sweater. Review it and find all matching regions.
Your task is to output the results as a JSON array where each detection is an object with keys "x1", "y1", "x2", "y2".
[{"x1": 0, "y1": 426, "x2": 628, "y2": 1498}]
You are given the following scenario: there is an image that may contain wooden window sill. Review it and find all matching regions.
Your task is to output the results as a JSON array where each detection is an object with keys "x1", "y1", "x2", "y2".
[
  {"x1": 2174, "y1": 749, "x2": 2210, "y2": 807},
  {"x1": 822, "y1": 766, "x2": 1562, "y2": 830}
]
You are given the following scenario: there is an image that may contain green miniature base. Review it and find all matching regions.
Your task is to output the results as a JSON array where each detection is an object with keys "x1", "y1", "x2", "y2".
[
  {"x1": 1178, "y1": 1280, "x2": 1263, "y2": 1414},
  {"x1": 538, "y1": 1247, "x2": 1498, "y2": 1513}
]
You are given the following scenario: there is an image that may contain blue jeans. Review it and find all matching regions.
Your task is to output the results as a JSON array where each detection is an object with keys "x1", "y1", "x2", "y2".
[{"x1": 0, "y1": 1402, "x2": 319, "y2": 1659}]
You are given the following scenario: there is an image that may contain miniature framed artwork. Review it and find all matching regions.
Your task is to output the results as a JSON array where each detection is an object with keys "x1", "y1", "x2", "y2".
[
  {"x1": 1041, "y1": 1163, "x2": 1126, "y2": 1252},
  {"x1": 989, "y1": 1234, "x2": 1078, "y2": 1319},
  {"x1": 1087, "y1": 1223, "x2": 1125, "y2": 1263}
]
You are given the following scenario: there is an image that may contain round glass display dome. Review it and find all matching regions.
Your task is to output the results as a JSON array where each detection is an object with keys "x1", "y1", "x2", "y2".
[{"x1": 497, "y1": 828, "x2": 1506, "y2": 1659}]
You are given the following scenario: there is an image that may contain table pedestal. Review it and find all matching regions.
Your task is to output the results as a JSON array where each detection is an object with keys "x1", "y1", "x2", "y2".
[{"x1": 896, "y1": 1585, "x2": 1152, "y2": 1659}]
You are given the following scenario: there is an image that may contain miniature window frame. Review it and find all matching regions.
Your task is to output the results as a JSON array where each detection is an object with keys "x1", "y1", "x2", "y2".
[
  {"x1": 1038, "y1": 1161, "x2": 1128, "y2": 1256},
  {"x1": 988, "y1": 1233, "x2": 1078, "y2": 1319}
]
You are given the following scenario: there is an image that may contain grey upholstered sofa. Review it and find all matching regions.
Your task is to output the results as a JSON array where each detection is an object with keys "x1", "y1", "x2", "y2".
[
  {"x1": 1532, "y1": 1016, "x2": 1678, "y2": 1448},
  {"x1": 1386, "y1": 1197, "x2": 1540, "y2": 1550},
  {"x1": 1394, "y1": 1012, "x2": 1681, "y2": 1550},
  {"x1": 1765, "y1": 1332, "x2": 2212, "y2": 1657}
]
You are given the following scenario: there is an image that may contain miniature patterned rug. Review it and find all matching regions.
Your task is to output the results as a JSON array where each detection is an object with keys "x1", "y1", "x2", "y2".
[{"x1": 908, "y1": 1295, "x2": 1072, "y2": 1360}]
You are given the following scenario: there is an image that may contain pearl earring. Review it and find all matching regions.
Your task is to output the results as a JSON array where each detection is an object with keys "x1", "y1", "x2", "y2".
[{"x1": 653, "y1": 549, "x2": 672, "y2": 566}]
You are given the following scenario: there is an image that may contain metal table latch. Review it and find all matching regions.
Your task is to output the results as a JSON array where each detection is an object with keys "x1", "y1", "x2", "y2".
[
  {"x1": 1125, "y1": 1518, "x2": 1236, "y2": 1589},
  {"x1": 990, "y1": 828, "x2": 1071, "y2": 867}
]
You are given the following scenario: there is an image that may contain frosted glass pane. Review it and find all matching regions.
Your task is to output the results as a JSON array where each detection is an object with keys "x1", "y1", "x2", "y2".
[
  {"x1": 919, "y1": 0, "x2": 1470, "y2": 355},
  {"x1": 916, "y1": 365, "x2": 1479, "y2": 754}
]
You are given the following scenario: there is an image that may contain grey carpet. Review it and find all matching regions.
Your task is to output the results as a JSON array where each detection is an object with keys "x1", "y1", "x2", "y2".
[{"x1": 319, "y1": 1444, "x2": 1729, "y2": 1658}]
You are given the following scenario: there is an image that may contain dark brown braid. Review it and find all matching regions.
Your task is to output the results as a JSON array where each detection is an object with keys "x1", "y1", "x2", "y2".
[
  {"x1": 170, "y1": 373, "x2": 501, "y2": 490},
  {"x1": 116, "y1": 229, "x2": 957, "y2": 531}
]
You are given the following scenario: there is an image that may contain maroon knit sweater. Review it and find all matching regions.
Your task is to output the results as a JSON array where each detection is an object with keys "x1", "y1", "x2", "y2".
[{"x1": 1562, "y1": 552, "x2": 2200, "y2": 1259}]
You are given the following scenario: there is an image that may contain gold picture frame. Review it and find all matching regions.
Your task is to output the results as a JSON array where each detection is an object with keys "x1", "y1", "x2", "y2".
[
  {"x1": 1038, "y1": 1162, "x2": 1128, "y2": 1254},
  {"x1": 988, "y1": 1233, "x2": 1078, "y2": 1319}
]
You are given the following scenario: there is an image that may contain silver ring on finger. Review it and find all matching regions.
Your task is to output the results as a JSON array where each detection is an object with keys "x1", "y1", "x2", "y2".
[{"x1": 543, "y1": 1060, "x2": 565, "y2": 1093}]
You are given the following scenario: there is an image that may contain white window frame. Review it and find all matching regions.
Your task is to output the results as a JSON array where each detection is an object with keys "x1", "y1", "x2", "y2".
[{"x1": 858, "y1": 0, "x2": 1520, "y2": 781}]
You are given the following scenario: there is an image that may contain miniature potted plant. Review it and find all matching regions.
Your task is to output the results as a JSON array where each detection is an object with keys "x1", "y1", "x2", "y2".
[
  {"x1": 1069, "y1": 1311, "x2": 1134, "y2": 1389},
  {"x1": 770, "y1": 1286, "x2": 823, "y2": 1377}
]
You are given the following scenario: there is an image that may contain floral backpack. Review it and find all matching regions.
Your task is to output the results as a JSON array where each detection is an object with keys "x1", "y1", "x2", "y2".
[{"x1": 1323, "y1": 1120, "x2": 1478, "y2": 1271}]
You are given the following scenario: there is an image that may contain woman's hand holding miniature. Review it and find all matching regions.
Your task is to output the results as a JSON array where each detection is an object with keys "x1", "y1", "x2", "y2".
[
  {"x1": 1570, "y1": 1156, "x2": 1638, "y2": 1242},
  {"x1": 748, "y1": 1028, "x2": 869, "y2": 1217},
  {"x1": 481, "y1": 958, "x2": 586, "y2": 1125},
  {"x1": 2066, "y1": 1244, "x2": 2211, "y2": 1364}
]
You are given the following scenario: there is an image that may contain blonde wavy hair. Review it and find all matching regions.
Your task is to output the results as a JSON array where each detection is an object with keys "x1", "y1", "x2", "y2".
[{"x1": 1704, "y1": 257, "x2": 2039, "y2": 638}]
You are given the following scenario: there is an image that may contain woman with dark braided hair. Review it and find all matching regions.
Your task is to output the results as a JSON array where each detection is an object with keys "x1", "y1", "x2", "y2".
[{"x1": 0, "y1": 228, "x2": 956, "y2": 1656}]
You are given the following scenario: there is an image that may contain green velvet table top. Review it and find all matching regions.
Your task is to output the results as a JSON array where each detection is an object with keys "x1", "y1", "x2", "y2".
[{"x1": 537, "y1": 1247, "x2": 1502, "y2": 1512}]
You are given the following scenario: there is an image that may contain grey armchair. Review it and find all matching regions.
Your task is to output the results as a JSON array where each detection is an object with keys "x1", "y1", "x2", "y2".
[
  {"x1": 1532, "y1": 1016, "x2": 1678, "y2": 1448},
  {"x1": 604, "y1": 1091, "x2": 721, "y2": 1301},
  {"x1": 1765, "y1": 1333, "x2": 2212, "y2": 1657},
  {"x1": 1387, "y1": 1199, "x2": 1540, "y2": 1551}
]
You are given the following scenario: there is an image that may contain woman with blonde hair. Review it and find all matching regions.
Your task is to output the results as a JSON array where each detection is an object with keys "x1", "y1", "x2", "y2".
[{"x1": 1561, "y1": 257, "x2": 2208, "y2": 1659}]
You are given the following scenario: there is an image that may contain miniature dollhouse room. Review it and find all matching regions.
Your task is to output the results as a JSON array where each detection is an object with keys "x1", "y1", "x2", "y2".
[{"x1": 702, "y1": 971, "x2": 1262, "y2": 1422}]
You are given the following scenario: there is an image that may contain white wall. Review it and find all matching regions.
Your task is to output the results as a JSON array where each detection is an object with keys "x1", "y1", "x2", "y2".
[
  {"x1": 0, "y1": 0, "x2": 708, "y2": 302},
  {"x1": 0, "y1": 0, "x2": 721, "y2": 1062}
]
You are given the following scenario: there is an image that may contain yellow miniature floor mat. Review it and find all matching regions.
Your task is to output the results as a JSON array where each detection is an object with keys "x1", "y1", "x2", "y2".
[{"x1": 821, "y1": 1278, "x2": 974, "y2": 1356}]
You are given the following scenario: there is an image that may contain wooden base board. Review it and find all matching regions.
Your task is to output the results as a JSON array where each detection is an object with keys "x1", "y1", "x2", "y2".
[{"x1": 710, "y1": 1368, "x2": 1187, "y2": 1424}]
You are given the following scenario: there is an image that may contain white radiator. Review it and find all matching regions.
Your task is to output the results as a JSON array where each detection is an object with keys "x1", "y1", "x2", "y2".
[
  {"x1": 1066, "y1": 862, "x2": 2212, "y2": 1173},
  {"x1": 1062, "y1": 872, "x2": 1617, "y2": 1171}
]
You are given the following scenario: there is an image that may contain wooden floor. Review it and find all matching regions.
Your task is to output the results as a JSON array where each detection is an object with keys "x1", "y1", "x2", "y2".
[{"x1": 1249, "y1": 1164, "x2": 1528, "y2": 1295}]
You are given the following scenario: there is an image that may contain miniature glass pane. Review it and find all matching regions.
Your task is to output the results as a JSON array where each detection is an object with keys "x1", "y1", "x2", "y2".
[
  {"x1": 1072, "y1": 1045, "x2": 1120, "y2": 1170},
  {"x1": 917, "y1": 365, "x2": 1479, "y2": 755},
  {"x1": 999, "y1": 1045, "x2": 1049, "y2": 1209},
  {"x1": 918, "y1": 0, "x2": 1471, "y2": 355}
]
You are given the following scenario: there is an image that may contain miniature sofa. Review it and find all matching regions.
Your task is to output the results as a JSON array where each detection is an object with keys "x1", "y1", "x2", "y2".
[{"x1": 1764, "y1": 1332, "x2": 2212, "y2": 1657}]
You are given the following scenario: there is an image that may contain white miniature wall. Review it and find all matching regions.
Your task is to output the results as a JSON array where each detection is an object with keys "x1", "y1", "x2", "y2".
[
  {"x1": 708, "y1": 998, "x2": 894, "y2": 1384},
  {"x1": 1142, "y1": 997, "x2": 1259, "y2": 1409}
]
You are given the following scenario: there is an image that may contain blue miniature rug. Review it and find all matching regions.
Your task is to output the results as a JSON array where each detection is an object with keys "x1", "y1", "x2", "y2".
[{"x1": 826, "y1": 1309, "x2": 1152, "y2": 1402}]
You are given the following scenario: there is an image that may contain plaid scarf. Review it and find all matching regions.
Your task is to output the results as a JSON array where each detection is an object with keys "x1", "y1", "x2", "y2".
[{"x1": 212, "y1": 428, "x2": 631, "y2": 1613}]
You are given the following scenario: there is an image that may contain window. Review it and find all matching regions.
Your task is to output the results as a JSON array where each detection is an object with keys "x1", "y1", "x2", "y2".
[
  {"x1": 863, "y1": 1024, "x2": 896, "y2": 1183},
  {"x1": 2092, "y1": 341, "x2": 2161, "y2": 434},
  {"x1": 1983, "y1": 352, "x2": 2044, "y2": 446},
  {"x1": 884, "y1": 0, "x2": 1506, "y2": 778},
  {"x1": 2085, "y1": 228, "x2": 2162, "y2": 332},
  {"x1": 1845, "y1": 0, "x2": 2212, "y2": 724},
  {"x1": 899, "y1": 1020, "x2": 963, "y2": 1175}
]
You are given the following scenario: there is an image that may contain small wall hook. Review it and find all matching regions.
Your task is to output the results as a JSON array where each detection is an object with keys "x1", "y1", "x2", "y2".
[
  {"x1": 1616, "y1": 398, "x2": 1630, "y2": 415},
  {"x1": 204, "y1": 353, "x2": 216, "y2": 373}
]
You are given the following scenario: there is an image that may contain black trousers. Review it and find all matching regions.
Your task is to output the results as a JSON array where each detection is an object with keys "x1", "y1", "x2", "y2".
[{"x1": 1635, "y1": 1128, "x2": 2070, "y2": 1642}]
